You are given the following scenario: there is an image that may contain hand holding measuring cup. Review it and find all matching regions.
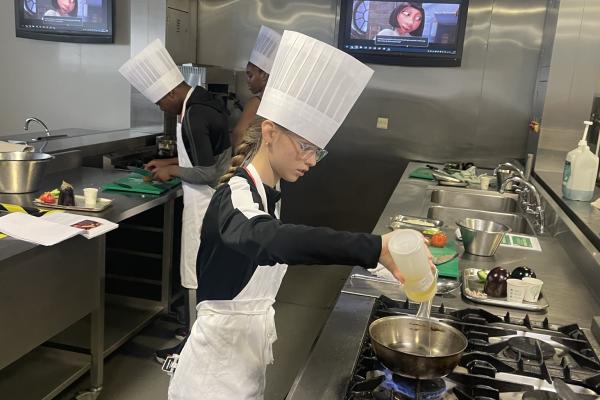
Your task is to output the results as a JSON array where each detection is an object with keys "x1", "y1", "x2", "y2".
[{"x1": 380, "y1": 230, "x2": 437, "y2": 303}]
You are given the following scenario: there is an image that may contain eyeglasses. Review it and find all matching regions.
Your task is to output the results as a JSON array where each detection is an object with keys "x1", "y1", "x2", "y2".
[{"x1": 289, "y1": 135, "x2": 328, "y2": 163}]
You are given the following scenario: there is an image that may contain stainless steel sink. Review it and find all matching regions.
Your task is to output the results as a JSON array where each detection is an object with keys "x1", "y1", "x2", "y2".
[
  {"x1": 430, "y1": 188, "x2": 518, "y2": 212},
  {"x1": 427, "y1": 205, "x2": 535, "y2": 235}
]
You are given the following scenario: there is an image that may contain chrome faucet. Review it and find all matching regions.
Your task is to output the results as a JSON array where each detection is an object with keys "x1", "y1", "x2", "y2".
[
  {"x1": 24, "y1": 117, "x2": 51, "y2": 152},
  {"x1": 500, "y1": 176, "x2": 545, "y2": 234},
  {"x1": 494, "y1": 162, "x2": 525, "y2": 192},
  {"x1": 493, "y1": 162, "x2": 525, "y2": 178}
]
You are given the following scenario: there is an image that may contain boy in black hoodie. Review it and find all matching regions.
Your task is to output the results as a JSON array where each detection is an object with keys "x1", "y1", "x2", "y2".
[{"x1": 146, "y1": 82, "x2": 231, "y2": 185}]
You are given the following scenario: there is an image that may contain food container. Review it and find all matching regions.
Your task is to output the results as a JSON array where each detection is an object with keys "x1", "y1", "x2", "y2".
[
  {"x1": 0, "y1": 152, "x2": 54, "y2": 194},
  {"x1": 506, "y1": 279, "x2": 528, "y2": 303},
  {"x1": 457, "y1": 218, "x2": 511, "y2": 256},
  {"x1": 523, "y1": 277, "x2": 543, "y2": 302}
]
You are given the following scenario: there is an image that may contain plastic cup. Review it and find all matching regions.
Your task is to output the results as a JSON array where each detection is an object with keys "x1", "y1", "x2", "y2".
[
  {"x1": 388, "y1": 229, "x2": 435, "y2": 302},
  {"x1": 523, "y1": 277, "x2": 543, "y2": 302},
  {"x1": 83, "y1": 188, "x2": 99, "y2": 208},
  {"x1": 506, "y1": 278, "x2": 528, "y2": 303},
  {"x1": 480, "y1": 175, "x2": 491, "y2": 190}
]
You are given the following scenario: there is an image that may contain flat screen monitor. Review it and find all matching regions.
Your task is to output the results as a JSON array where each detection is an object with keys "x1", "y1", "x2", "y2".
[
  {"x1": 14, "y1": 0, "x2": 114, "y2": 44},
  {"x1": 338, "y1": 0, "x2": 469, "y2": 67}
]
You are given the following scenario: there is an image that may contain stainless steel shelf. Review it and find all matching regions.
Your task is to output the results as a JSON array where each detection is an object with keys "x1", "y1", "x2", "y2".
[
  {"x1": 0, "y1": 347, "x2": 90, "y2": 400},
  {"x1": 48, "y1": 301, "x2": 164, "y2": 358},
  {"x1": 106, "y1": 274, "x2": 162, "y2": 286},
  {"x1": 106, "y1": 247, "x2": 163, "y2": 260},
  {"x1": 118, "y1": 223, "x2": 164, "y2": 233}
]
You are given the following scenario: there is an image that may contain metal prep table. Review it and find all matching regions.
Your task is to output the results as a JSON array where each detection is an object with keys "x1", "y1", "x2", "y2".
[{"x1": 0, "y1": 166, "x2": 183, "y2": 400}]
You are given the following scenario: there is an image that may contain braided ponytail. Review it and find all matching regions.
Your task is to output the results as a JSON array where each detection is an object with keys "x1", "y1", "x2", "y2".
[{"x1": 219, "y1": 116, "x2": 265, "y2": 186}]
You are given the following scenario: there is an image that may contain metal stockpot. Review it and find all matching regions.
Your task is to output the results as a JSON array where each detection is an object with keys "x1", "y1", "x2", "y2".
[
  {"x1": 156, "y1": 135, "x2": 177, "y2": 158},
  {"x1": 368, "y1": 313, "x2": 467, "y2": 379},
  {"x1": 0, "y1": 152, "x2": 54, "y2": 193}
]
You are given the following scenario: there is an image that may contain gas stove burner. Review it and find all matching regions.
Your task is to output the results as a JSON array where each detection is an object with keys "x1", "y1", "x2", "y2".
[
  {"x1": 506, "y1": 337, "x2": 556, "y2": 361},
  {"x1": 348, "y1": 369, "x2": 447, "y2": 400},
  {"x1": 522, "y1": 390, "x2": 559, "y2": 400},
  {"x1": 383, "y1": 369, "x2": 446, "y2": 400}
]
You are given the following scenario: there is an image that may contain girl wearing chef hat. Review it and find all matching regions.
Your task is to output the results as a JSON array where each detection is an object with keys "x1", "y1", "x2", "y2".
[
  {"x1": 231, "y1": 25, "x2": 282, "y2": 151},
  {"x1": 119, "y1": 39, "x2": 232, "y2": 362},
  {"x1": 168, "y1": 31, "x2": 426, "y2": 400}
]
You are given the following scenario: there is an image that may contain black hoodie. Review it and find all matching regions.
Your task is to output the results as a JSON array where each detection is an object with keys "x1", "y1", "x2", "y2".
[
  {"x1": 180, "y1": 86, "x2": 231, "y2": 187},
  {"x1": 180, "y1": 86, "x2": 231, "y2": 186}
]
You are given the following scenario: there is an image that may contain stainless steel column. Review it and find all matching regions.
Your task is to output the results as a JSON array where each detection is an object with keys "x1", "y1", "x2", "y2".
[
  {"x1": 161, "y1": 199, "x2": 175, "y2": 311},
  {"x1": 90, "y1": 236, "x2": 106, "y2": 393}
]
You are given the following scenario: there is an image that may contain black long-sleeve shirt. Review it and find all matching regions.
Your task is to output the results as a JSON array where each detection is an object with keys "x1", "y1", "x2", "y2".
[{"x1": 195, "y1": 167, "x2": 381, "y2": 303}]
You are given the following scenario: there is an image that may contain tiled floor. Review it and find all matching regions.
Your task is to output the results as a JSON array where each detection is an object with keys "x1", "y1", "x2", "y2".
[{"x1": 55, "y1": 265, "x2": 352, "y2": 400}]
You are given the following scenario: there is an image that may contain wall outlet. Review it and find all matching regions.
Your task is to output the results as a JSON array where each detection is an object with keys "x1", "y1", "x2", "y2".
[{"x1": 376, "y1": 117, "x2": 389, "y2": 130}]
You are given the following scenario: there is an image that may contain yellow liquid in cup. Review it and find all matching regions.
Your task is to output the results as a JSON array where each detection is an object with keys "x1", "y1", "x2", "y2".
[{"x1": 404, "y1": 278, "x2": 437, "y2": 303}]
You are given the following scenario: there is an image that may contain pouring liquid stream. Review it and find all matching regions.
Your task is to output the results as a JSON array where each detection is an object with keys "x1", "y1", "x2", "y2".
[{"x1": 410, "y1": 274, "x2": 437, "y2": 356}]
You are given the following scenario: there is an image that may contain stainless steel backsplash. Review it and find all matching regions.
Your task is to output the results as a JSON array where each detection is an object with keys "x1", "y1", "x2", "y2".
[{"x1": 195, "y1": 0, "x2": 549, "y2": 230}]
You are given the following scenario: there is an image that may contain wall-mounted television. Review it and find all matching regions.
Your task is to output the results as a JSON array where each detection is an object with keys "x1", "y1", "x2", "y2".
[
  {"x1": 14, "y1": 0, "x2": 114, "y2": 44},
  {"x1": 338, "y1": 0, "x2": 469, "y2": 67}
]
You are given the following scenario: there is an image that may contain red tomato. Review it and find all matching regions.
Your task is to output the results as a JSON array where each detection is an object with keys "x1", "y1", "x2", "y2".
[
  {"x1": 39, "y1": 192, "x2": 56, "y2": 204},
  {"x1": 430, "y1": 232, "x2": 448, "y2": 248}
]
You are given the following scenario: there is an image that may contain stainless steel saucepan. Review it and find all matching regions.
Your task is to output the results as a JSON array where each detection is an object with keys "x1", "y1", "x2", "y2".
[{"x1": 368, "y1": 299, "x2": 467, "y2": 379}]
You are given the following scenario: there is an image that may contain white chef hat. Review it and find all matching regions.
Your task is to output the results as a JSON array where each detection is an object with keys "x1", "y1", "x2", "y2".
[
  {"x1": 249, "y1": 26, "x2": 282, "y2": 74},
  {"x1": 257, "y1": 31, "x2": 374, "y2": 148},
  {"x1": 119, "y1": 39, "x2": 184, "y2": 104}
]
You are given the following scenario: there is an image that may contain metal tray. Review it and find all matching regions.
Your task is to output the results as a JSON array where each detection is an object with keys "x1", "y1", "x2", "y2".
[
  {"x1": 389, "y1": 214, "x2": 443, "y2": 231},
  {"x1": 462, "y1": 268, "x2": 549, "y2": 311},
  {"x1": 33, "y1": 195, "x2": 113, "y2": 212}
]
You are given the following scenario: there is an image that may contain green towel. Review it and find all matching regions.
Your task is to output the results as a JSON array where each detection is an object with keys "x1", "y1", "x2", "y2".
[
  {"x1": 430, "y1": 243, "x2": 460, "y2": 278},
  {"x1": 102, "y1": 174, "x2": 181, "y2": 195},
  {"x1": 409, "y1": 167, "x2": 435, "y2": 180}
]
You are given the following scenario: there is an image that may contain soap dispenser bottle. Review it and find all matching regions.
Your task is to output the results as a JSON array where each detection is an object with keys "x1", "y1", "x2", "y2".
[{"x1": 562, "y1": 121, "x2": 599, "y2": 201}]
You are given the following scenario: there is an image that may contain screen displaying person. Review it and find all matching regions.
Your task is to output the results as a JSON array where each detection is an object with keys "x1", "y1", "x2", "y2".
[
  {"x1": 377, "y1": 2, "x2": 425, "y2": 37},
  {"x1": 44, "y1": 0, "x2": 78, "y2": 17}
]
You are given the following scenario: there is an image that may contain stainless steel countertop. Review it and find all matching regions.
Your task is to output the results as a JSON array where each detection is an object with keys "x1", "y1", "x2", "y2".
[
  {"x1": 0, "y1": 166, "x2": 182, "y2": 262},
  {"x1": 2, "y1": 126, "x2": 162, "y2": 154},
  {"x1": 536, "y1": 169, "x2": 600, "y2": 249},
  {"x1": 287, "y1": 162, "x2": 600, "y2": 400}
]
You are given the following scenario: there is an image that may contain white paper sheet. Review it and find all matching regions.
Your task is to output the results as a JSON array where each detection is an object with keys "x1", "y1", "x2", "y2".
[{"x1": 0, "y1": 212, "x2": 81, "y2": 246}]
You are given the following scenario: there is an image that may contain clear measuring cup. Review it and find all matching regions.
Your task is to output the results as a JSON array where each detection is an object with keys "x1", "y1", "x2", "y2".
[{"x1": 389, "y1": 229, "x2": 438, "y2": 304}]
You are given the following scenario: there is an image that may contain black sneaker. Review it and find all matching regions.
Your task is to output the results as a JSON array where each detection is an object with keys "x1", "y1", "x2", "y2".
[
  {"x1": 154, "y1": 340, "x2": 186, "y2": 364},
  {"x1": 174, "y1": 327, "x2": 188, "y2": 341}
]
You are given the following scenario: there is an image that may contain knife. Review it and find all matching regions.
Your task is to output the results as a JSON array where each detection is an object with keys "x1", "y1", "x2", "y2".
[{"x1": 433, "y1": 251, "x2": 458, "y2": 265}]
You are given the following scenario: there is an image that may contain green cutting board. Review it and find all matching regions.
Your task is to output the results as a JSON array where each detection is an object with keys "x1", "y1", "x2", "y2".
[
  {"x1": 430, "y1": 242, "x2": 459, "y2": 278},
  {"x1": 102, "y1": 174, "x2": 181, "y2": 195},
  {"x1": 409, "y1": 167, "x2": 435, "y2": 180}
]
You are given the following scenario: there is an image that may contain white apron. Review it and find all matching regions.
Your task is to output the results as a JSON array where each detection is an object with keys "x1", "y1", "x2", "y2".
[
  {"x1": 177, "y1": 108, "x2": 215, "y2": 289},
  {"x1": 168, "y1": 167, "x2": 287, "y2": 400}
]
